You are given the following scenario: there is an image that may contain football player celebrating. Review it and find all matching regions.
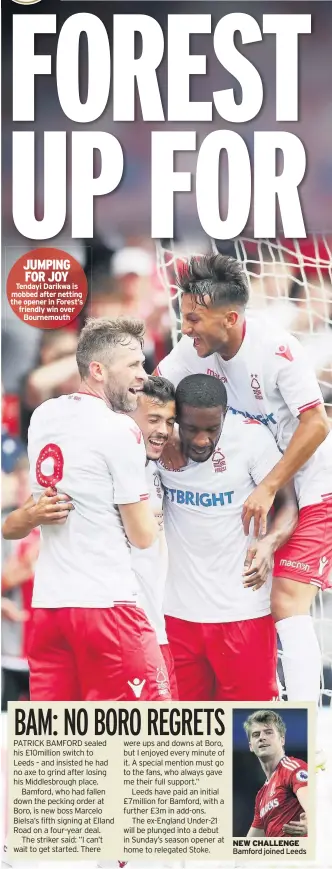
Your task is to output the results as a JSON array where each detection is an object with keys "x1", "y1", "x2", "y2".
[
  {"x1": 158, "y1": 373, "x2": 298, "y2": 701},
  {"x1": 3, "y1": 317, "x2": 171, "y2": 702},
  {"x1": 130, "y1": 375, "x2": 178, "y2": 698},
  {"x1": 245, "y1": 710, "x2": 308, "y2": 837},
  {"x1": 158, "y1": 254, "x2": 332, "y2": 706}
]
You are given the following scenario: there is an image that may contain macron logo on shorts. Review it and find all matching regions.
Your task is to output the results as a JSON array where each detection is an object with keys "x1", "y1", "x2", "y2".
[
  {"x1": 127, "y1": 677, "x2": 146, "y2": 698},
  {"x1": 318, "y1": 556, "x2": 329, "y2": 577},
  {"x1": 280, "y1": 559, "x2": 310, "y2": 572}
]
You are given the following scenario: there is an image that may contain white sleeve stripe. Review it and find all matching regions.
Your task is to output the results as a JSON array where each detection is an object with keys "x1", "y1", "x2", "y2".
[{"x1": 281, "y1": 758, "x2": 301, "y2": 770}]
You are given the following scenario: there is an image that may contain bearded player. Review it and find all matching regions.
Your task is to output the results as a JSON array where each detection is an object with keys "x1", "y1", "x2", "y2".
[
  {"x1": 158, "y1": 374, "x2": 298, "y2": 701},
  {"x1": 245, "y1": 710, "x2": 308, "y2": 837},
  {"x1": 157, "y1": 254, "x2": 332, "y2": 708},
  {"x1": 6, "y1": 317, "x2": 172, "y2": 702},
  {"x1": 3, "y1": 373, "x2": 178, "y2": 700}
]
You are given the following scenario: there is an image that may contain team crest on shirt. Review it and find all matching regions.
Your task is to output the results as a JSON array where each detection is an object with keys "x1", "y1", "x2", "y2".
[
  {"x1": 250, "y1": 374, "x2": 263, "y2": 400},
  {"x1": 275, "y1": 344, "x2": 294, "y2": 362},
  {"x1": 153, "y1": 472, "x2": 162, "y2": 498},
  {"x1": 212, "y1": 448, "x2": 226, "y2": 472}
]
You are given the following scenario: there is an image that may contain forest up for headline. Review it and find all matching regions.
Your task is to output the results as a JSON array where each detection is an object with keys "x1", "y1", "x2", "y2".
[{"x1": 12, "y1": 12, "x2": 312, "y2": 240}]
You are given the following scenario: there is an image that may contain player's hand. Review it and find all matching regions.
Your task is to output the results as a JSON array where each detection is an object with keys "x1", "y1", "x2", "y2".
[
  {"x1": 1, "y1": 597, "x2": 29, "y2": 622},
  {"x1": 282, "y1": 812, "x2": 307, "y2": 836},
  {"x1": 30, "y1": 488, "x2": 74, "y2": 526},
  {"x1": 243, "y1": 538, "x2": 273, "y2": 590},
  {"x1": 242, "y1": 483, "x2": 275, "y2": 537}
]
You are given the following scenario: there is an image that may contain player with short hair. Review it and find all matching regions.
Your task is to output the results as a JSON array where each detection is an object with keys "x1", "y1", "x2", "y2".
[
  {"x1": 130, "y1": 375, "x2": 178, "y2": 698},
  {"x1": 245, "y1": 710, "x2": 308, "y2": 837},
  {"x1": 22, "y1": 316, "x2": 171, "y2": 702},
  {"x1": 157, "y1": 254, "x2": 332, "y2": 705},
  {"x1": 158, "y1": 373, "x2": 298, "y2": 701}
]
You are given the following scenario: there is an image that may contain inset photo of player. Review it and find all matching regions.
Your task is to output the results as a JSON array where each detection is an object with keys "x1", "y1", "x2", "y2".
[{"x1": 233, "y1": 708, "x2": 309, "y2": 838}]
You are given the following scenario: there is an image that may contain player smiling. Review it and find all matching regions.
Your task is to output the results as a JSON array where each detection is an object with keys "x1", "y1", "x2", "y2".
[
  {"x1": 158, "y1": 374, "x2": 298, "y2": 701},
  {"x1": 4, "y1": 317, "x2": 171, "y2": 703},
  {"x1": 158, "y1": 253, "x2": 332, "y2": 707}
]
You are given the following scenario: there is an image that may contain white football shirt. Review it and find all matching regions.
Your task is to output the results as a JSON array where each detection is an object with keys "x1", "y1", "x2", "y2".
[
  {"x1": 131, "y1": 462, "x2": 168, "y2": 644},
  {"x1": 158, "y1": 319, "x2": 332, "y2": 509},
  {"x1": 28, "y1": 393, "x2": 148, "y2": 608},
  {"x1": 158, "y1": 413, "x2": 282, "y2": 623}
]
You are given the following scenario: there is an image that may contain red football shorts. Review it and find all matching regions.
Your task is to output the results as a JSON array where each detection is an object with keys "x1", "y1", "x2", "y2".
[
  {"x1": 28, "y1": 605, "x2": 172, "y2": 701},
  {"x1": 274, "y1": 501, "x2": 332, "y2": 590},
  {"x1": 164, "y1": 613, "x2": 277, "y2": 701},
  {"x1": 160, "y1": 642, "x2": 179, "y2": 699}
]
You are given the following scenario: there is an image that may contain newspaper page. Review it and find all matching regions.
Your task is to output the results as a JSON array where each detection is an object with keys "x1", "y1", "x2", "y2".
[
  {"x1": 1, "y1": 2, "x2": 332, "y2": 869},
  {"x1": 6, "y1": 702, "x2": 315, "y2": 863}
]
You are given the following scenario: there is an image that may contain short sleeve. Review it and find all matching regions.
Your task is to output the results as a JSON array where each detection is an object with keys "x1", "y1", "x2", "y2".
[
  {"x1": 289, "y1": 763, "x2": 308, "y2": 795},
  {"x1": 104, "y1": 417, "x2": 149, "y2": 505},
  {"x1": 252, "y1": 789, "x2": 263, "y2": 829},
  {"x1": 245, "y1": 420, "x2": 283, "y2": 486},
  {"x1": 157, "y1": 336, "x2": 204, "y2": 387},
  {"x1": 274, "y1": 333, "x2": 323, "y2": 419}
]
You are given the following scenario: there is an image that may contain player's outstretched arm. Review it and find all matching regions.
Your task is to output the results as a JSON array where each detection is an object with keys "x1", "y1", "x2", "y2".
[
  {"x1": 119, "y1": 501, "x2": 159, "y2": 550},
  {"x1": 247, "y1": 826, "x2": 265, "y2": 837},
  {"x1": 243, "y1": 483, "x2": 298, "y2": 590},
  {"x1": 2, "y1": 490, "x2": 73, "y2": 540}
]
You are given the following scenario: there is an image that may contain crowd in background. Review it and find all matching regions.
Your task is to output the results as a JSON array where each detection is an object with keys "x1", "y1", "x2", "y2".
[{"x1": 2, "y1": 235, "x2": 332, "y2": 707}]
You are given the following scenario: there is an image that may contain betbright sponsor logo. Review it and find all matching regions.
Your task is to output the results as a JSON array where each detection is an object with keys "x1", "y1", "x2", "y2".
[
  {"x1": 163, "y1": 486, "x2": 234, "y2": 507},
  {"x1": 280, "y1": 559, "x2": 310, "y2": 572},
  {"x1": 228, "y1": 406, "x2": 277, "y2": 426}
]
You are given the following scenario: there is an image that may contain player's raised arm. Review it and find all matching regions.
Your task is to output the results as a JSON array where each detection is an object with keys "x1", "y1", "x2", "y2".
[
  {"x1": 242, "y1": 335, "x2": 330, "y2": 535},
  {"x1": 2, "y1": 490, "x2": 73, "y2": 539}
]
